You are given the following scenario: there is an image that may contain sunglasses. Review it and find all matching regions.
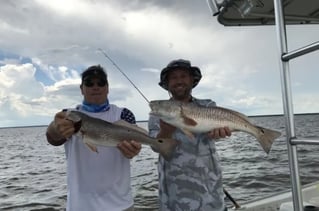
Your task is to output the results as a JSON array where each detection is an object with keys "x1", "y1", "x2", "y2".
[{"x1": 83, "y1": 79, "x2": 107, "y2": 87}]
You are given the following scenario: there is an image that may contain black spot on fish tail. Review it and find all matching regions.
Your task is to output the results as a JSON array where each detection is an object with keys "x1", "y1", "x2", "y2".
[
  {"x1": 256, "y1": 126, "x2": 281, "y2": 154},
  {"x1": 155, "y1": 139, "x2": 179, "y2": 161}
]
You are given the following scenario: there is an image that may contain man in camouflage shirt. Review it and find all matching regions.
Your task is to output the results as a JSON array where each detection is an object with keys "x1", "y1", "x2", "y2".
[{"x1": 148, "y1": 59, "x2": 231, "y2": 211}]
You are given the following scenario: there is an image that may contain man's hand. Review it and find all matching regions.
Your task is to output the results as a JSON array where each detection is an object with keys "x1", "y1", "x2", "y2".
[
  {"x1": 54, "y1": 111, "x2": 75, "y2": 139},
  {"x1": 117, "y1": 140, "x2": 142, "y2": 159},
  {"x1": 208, "y1": 127, "x2": 232, "y2": 139}
]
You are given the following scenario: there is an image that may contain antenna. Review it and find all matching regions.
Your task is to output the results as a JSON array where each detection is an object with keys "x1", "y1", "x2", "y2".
[{"x1": 98, "y1": 48, "x2": 150, "y2": 103}]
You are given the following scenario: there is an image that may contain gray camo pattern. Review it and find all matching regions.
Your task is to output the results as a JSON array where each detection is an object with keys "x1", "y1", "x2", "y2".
[{"x1": 148, "y1": 98, "x2": 226, "y2": 211}]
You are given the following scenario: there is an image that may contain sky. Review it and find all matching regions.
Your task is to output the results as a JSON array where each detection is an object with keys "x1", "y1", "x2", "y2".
[{"x1": 0, "y1": 0, "x2": 318, "y2": 127}]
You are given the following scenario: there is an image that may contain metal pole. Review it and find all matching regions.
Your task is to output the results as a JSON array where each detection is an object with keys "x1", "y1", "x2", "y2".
[
  {"x1": 282, "y1": 41, "x2": 319, "y2": 61},
  {"x1": 290, "y1": 138, "x2": 319, "y2": 145},
  {"x1": 273, "y1": 0, "x2": 303, "y2": 210}
]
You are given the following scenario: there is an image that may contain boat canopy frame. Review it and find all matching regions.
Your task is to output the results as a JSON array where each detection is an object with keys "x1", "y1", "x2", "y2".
[{"x1": 206, "y1": 0, "x2": 319, "y2": 210}]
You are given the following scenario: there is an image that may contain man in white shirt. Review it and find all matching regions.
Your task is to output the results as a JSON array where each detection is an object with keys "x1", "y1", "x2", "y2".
[{"x1": 46, "y1": 65, "x2": 141, "y2": 211}]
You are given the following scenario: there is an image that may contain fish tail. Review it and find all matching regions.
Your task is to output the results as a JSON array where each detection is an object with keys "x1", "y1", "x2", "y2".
[
  {"x1": 256, "y1": 126, "x2": 281, "y2": 154},
  {"x1": 155, "y1": 138, "x2": 180, "y2": 161}
]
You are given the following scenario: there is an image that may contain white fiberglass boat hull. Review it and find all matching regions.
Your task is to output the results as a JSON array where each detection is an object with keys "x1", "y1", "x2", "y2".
[{"x1": 231, "y1": 181, "x2": 319, "y2": 211}]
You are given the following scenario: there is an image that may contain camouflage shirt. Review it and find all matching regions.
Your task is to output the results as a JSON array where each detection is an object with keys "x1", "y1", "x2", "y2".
[{"x1": 148, "y1": 98, "x2": 225, "y2": 211}]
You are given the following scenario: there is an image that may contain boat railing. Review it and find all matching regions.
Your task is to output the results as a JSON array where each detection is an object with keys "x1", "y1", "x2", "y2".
[
  {"x1": 206, "y1": 0, "x2": 319, "y2": 210},
  {"x1": 281, "y1": 41, "x2": 319, "y2": 61},
  {"x1": 290, "y1": 138, "x2": 319, "y2": 145}
]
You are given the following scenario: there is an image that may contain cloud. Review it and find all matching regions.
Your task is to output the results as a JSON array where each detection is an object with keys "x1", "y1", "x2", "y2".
[
  {"x1": 0, "y1": 64, "x2": 45, "y2": 121},
  {"x1": 0, "y1": 0, "x2": 318, "y2": 127}
]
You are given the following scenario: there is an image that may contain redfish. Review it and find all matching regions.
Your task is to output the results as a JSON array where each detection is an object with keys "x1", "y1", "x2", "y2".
[
  {"x1": 149, "y1": 100, "x2": 281, "y2": 154},
  {"x1": 66, "y1": 110, "x2": 178, "y2": 160}
]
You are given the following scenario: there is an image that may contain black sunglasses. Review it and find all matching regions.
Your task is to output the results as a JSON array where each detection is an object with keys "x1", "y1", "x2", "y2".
[{"x1": 83, "y1": 79, "x2": 107, "y2": 87}]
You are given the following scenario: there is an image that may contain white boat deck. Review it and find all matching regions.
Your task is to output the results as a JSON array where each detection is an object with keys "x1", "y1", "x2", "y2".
[{"x1": 232, "y1": 181, "x2": 319, "y2": 210}]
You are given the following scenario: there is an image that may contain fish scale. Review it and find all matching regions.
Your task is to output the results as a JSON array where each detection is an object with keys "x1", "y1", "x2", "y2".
[{"x1": 179, "y1": 104, "x2": 254, "y2": 132}]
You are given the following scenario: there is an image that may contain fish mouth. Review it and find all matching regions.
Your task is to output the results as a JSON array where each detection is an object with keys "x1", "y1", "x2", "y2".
[
  {"x1": 73, "y1": 119, "x2": 82, "y2": 133},
  {"x1": 149, "y1": 110, "x2": 159, "y2": 117},
  {"x1": 149, "y1": 101, "x2": 158, "y2": 111},
  {"x1": 66, "y1": 111, "x2": 82, "y2": 123},
  {"x1": 65, "y1": 111, "x2": 82, "y2": 133}
]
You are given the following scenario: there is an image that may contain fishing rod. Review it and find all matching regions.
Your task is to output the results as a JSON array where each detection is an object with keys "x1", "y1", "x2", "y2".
[
  {"x1": 97, "y1": 48, "x2": 150, "y2": 104},
  {"x1": 224, "y1": 188, "x2": 241, "y2": 209}
]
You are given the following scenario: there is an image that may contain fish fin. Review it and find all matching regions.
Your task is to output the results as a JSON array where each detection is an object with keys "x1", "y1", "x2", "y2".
[
  {"x1": 181, "y1": 115, "x2": 198, "y2": 126},
  {"x1": 181, "y1": 129, "x2": 196, "y2": 140},
  {"x1": 81, "y1": 132, "x2": 98, "y2": 153},
  {"x1": 256, "y1": 126, "x2": 281, "y2": 154},
  {"x1": 85, "y1": 142, "x2": 98, "y2": 153},
  {"x1": 215, "y1": 106, "x2": 253, "y2": 123},
  {"x1": 180, "y1": 106, "x2": 198, "y2": 126},
  {"x1": 113, "y1": 119, "x2": 131, "y2": 126},
  {"x1": 177, "y1": 105, "x2": 196, "y2": 139},
  {"x1": 113, "y1": 120, "x2": 148, "y2": 135}
]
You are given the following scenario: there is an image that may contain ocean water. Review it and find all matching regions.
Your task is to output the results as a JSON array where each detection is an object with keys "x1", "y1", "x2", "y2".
[{"x1": 1, "y1": 114, "x2": 319, "y2": 211}]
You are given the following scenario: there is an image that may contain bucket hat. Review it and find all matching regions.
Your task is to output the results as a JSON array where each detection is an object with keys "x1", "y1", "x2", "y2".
[{"x1": 159, "y1": 59, "x2": 202, "y2": 90}]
